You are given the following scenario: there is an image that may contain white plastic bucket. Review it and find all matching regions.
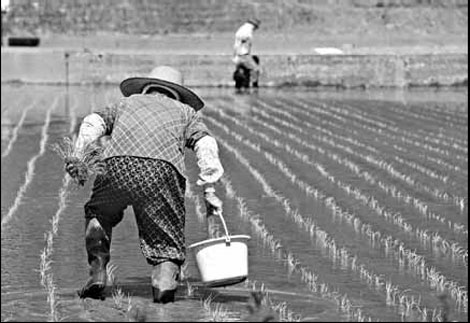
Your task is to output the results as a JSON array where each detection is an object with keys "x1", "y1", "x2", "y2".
[{"x1": 188, "y1": 211, "x2": 250, "y2": 287}]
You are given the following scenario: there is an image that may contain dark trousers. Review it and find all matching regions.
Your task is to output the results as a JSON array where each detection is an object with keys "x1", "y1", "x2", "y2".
[{"x1": 84, "y1": 156, "x2": 186, "y2": 266}]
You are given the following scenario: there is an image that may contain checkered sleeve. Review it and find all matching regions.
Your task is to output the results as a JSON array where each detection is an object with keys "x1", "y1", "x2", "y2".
[{"x1": 184, "y1": 112, "x2": 210, "y2": 150}]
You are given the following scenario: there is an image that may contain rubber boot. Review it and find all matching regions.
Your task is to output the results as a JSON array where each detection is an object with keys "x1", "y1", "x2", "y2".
[
  {"x1": 77, "y1": 218, "x2": 110, "y2": 300},
  {"x1": 151, "y1": 261, "x2": 180, "y2": 303}
]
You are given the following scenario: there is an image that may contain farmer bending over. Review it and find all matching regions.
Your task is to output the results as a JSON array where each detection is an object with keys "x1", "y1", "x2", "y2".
[
  {"x1": 232, "y1": 18, "x2": 261, "y2": 88},
  {"x1": 67, "y1": 66, "x2": 224, "y2": 303}
]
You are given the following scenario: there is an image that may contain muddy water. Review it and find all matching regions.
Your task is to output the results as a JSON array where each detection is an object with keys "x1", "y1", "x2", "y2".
[{"x1": 1, "y1": 84, "x2": 467, "y2": 322}]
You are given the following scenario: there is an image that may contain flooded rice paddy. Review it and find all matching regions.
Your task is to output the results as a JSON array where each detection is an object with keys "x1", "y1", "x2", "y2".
[{"x1": 1, "y1": 84, "x2": 468, "y2": 322}]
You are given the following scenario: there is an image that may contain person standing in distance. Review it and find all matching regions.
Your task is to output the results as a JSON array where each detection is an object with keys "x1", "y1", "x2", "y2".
[{"x1": 232, "y1": 18, "x2": 261, "y2": 88}]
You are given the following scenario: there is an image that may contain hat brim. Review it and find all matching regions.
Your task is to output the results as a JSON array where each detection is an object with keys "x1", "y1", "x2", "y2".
[
  {"x1": 120, "y1": 77, "x2": 204, "y2": 111},
  {"x1": 247, "y1": 19, "x2": 260, "y2": 28}
]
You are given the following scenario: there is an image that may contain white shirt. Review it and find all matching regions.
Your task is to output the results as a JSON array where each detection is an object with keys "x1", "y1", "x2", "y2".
[{"x1": 234, "y1": 22, "x2": 256, "y2": 56}]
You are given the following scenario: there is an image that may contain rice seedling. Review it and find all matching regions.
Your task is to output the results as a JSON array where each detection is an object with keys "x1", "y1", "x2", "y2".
[
  {"x1": 177, "y1": 262, "x2": 196, "y2": 297},
  {"x1": 201, "y1": 294, "x2": 230, "y2": 322},
  {"x1": 104, "y1": 263, "x2": 137, "y2": 320},
  {"x1": 37, "y1": 147, "x2": 75, "y2": 322},
  {"x1": 51, "y1": 136, "x2": 105, "y2": 187},
  {"x1": 106, "y1": 262, "x2": 118, "y2": 286},
  {"x1": 111, "y1": 287, "x2": 129, "y2": 312},
  {"x1": 38, "y1": 240, "x2": 60, "y2": 322}
]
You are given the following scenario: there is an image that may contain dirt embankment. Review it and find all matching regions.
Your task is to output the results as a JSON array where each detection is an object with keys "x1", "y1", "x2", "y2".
[
  {"x1": 3, "y1": 0, "x2": 467, "y2": 43},
  {"x1": 2, "y1": 1, "x2": 467, "y2": 88}
]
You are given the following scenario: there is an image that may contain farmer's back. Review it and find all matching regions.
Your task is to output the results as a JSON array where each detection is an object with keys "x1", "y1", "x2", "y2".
[{"x1": 100, "y1": 93, "x2": 207, "y2": 177}]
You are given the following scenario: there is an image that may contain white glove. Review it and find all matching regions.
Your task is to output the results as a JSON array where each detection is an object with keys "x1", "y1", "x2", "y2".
[
  {"x1": 74, "y1": 113, "x2": 106, "y2": 158},
  {"x1": 204, "y1": 186, "x2": 223, "y2": 216}
]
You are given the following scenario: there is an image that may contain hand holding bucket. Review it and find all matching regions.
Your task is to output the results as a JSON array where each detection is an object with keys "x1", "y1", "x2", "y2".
[
  {"x1": 204, "y1": 189, "x2": 224, "y2": 239},
  {"x1": 188, "y1": 210, "x2": 251, "y2": 288},
  {"x1": 204, "y1": 190, "x2": 223, "y2": 215}
]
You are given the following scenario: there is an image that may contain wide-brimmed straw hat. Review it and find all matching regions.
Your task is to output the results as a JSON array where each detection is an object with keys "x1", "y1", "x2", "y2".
[{"x1": 120, "y1": 66, "x2": 204, "y2": 111}]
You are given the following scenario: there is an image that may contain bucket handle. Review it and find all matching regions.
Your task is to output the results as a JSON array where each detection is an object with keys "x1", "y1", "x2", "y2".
[{"x1": 215, "y1": 210, "x2": 231, "y2": 245}]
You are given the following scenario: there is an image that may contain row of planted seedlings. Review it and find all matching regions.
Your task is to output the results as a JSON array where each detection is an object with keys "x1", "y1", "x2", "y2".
[
  {"x1": 292, "y1": 107, "x2": 456, "y2": 187},
  {"x1": 184, "y1": 181, "x2": 303, "y2": 322},
  {"x1": 392, "y1": 155, "x2": 454, "y2": 185},
  {"x1": 210, "y1": 115, "x2": 466, "y2": 318},
  {"x1": 209, "y1": 122, "x2": 443, "y2": 322},
  {"x1": 38, "y1": 94, "x2": 114, "y2": 322},
  {"x1": 291, "y1": 97, "x2": 469, "y2": 201},
  {"x1": 37, "y1": 96, "x2": 72, "y2": 322},
  {"x1": 235, "y1": 108, "x2": 469, "y2": 309},
  {"x1": 256, "y1": 103, "x2": 469, "y2": 245},
  {"x1": 263, "y1": 98, "x2": 467, "y2": 211},
  {"x1": 393, "y1": 140, "x2": 464, "y2": 176},
  {"x1": 294, "y1": 97, "x2": 468, "y2": 164},
  {"x1": 216, "y1": 102, "x2": 463, "y2": 240},
  {"x1": 354, "y1": 98, "x2": 469, "y2": 146},
  {"x1": 286, "y1": 96, "x2": 466, "y2": 164},
  {"x1": 258, "y1": 109, "x2": 467, "y2": 234},
  {"x1": 242, "y1": 101, "x2": 462, "y2": 230},
  {"x1": 282, "y1": 100, "x2": 457, "y2": 190},
  {"x1": 257, "y1": 98, "x2": 466, "y2": 212},
  {"x1": 206, "y1": 109, "x2": 468, "y2": 311},
  {"x1": 296, "y1": 98, "x2": 467, "y2": 179},
  {"x1": 316, "y1": 98, "x2": 468, "y2": 157},
  {"x1": 220, "y1": 176, "x2": 376, "y2": 322},
  {"x1": 279, "y1": 96, "x2": 467, "y2": 190},
  {"x1": 212, "y1": 105, "x2": 468, "y2": 256},
  {"x1": 315, "y1": 98, "x2": 469, "y2": 194},
  {"x1": 252, "y1": 99, "x2": 468, "y2": 232},
  {"x1": 38, "y1": 180, "x2": 68, "y2": 322},
  {"x1": 1, "y1": 100, "x2": 37, "y2": 159},
  {"x1": 204, "y1": 112, "x2": 467, "y2": 315},
  {"x1": 393, "y1": 99, "x2": 469, "y2": 123},
  {"x1": 1, "y1": 97, "x2": 60, "y2": 229}
]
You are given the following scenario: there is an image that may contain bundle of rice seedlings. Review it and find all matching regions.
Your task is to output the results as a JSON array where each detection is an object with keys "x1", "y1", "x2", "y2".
[{"x1": 51, "y1": 137, "x2": 105, "y2": 186}]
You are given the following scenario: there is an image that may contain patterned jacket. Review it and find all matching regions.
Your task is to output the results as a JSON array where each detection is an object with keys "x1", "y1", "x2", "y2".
[{"x1": 95, "y1": 93, "x2": 210, "y2": 178}]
